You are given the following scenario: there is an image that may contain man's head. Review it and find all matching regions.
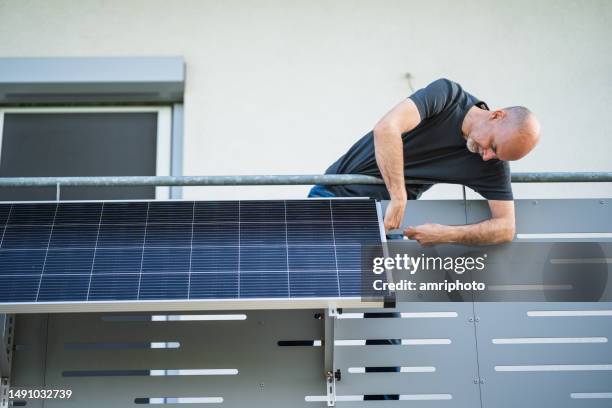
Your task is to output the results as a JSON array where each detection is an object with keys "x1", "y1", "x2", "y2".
[{"x1": 465, "y1": 106, "x2": 541, "y2": 161}]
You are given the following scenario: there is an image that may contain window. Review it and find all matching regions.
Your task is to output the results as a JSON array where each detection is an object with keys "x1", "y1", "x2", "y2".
[{"x1": 0, "y1": 107, "x2": 171, "y2": 201}]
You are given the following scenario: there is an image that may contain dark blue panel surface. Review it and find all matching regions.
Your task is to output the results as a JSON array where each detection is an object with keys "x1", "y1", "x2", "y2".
[
  {"x1": 240, "y1": 222, "x2": 286, "y2": 245},
  {"x1": 290, "y1": 271, "x2": 339, "y2": 297},
  {"x1": 49, "y1": 224, "x2": 99, "y2": 248},
  {"x1": 0, "y1": 250, "x2": 46, "y2": 275},
  {"x1": 55, "y1": 202, "x2": 102, "y2": 224},
  {"x1": 288, "y1": 246, "x2": 336, "y2": 271},
  {"x1": 239, "y1": 201, "x2": 285, "y2": 222},
  {"x1": 144, "y1": 223, "x2": 192, "y2": 247},
  {"x1": 335, "y1": 245, "x2": 362, "y2": 271},
  {"x1": 97, "y1": 224, "x2": 146, "y2": 247},
  {"x1": 38, "y1": 274, "x2": 89, "y2": 301},
  {"x1": 141, "y1": 247, "x2": 190, "y2": 273},
  {"x1": 191, "y1": 246, "x2": 238, "y2": 272},
  {"x1": 286, "y1": 199, "x2": 331, "y2": 222},
  {"x1": 331, "y1": 200, "x2": 380, "y2": 223},
  {"x1": 194, "y1": 201, "x2": 239, "y2": 223},
  {"x1": 147, "y1": 201, "x2": 194, "y2": 223},
  {"x1": 2, "y1": 225, "x2": 52, "y2": 249},
  {"x1": 0, "y1": 275, "x2": 39, "y2": 302},
  {"x1": 189, "y1": 272, "x2": 238, "y2": 299},
  {"x1": 333, "y1": 222, "x2": 382, "y2": 245},
  {"x1": 7, "y1": 203, "x2": 57, "y2": 225},
  {"x1": 240, "y1": 272, "x2": 289, "y2": 298},
  {"x1": 192, "y1": 223, "x2": 238, "y2": 246},
  {"x1": 240, "y1": 246, "x2": 287, "y2": 272},
  {"x1": 139, "y1": 273, "x2": 189, "y2": 299},
  {"x1": 44, "y1": 249, "x2": 95, "y2": 274},
  {"x1": 287, "y1": 222, "x2": 334, "y2": 245},
  {"x1": 101, "y1": 202, "x2": 148, "y2": 224},
  {"x1": 92, "y1": 249, "x2": 143, "y2": 274},
  {"x1": 0, "y1": 204, "x2": 12, "y2": 225},
  {"x1": 0, "y1": 199, "x2": 381, "y2": 304},
  {"x1": 89, "y1": 274, "x2": 139, "y2": 300},
  {"x1": 339, "y1": 271, "x2": 361, "y2": 297}
]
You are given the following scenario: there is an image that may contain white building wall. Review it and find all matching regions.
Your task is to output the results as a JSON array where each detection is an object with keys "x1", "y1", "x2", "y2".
[{"x1": 0, "y1": 0, "x2": 610, "y2": 200}]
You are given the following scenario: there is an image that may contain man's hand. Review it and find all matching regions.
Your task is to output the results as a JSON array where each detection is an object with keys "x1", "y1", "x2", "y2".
[
  {"x1": 404, "y1": 223, "x2": 447, "y2": 246},
  {"x1": 384, "y1": 199, "x2": 406, "y2": 232}
]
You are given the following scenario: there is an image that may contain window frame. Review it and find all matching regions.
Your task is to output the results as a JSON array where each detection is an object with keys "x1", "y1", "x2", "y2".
[{"x1": 0, "y1": 106, "x2": 172, "y2": 199}]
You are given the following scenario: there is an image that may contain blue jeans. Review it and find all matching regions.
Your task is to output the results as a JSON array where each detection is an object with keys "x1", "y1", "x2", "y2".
[{"x1": 308, "y1": 184, "x2": 336, "y2": 198}]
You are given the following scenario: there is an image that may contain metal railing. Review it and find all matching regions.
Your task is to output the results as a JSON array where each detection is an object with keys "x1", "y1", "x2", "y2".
[
  {"x1": 0, "y1": 172, "x2": 610, "y2": 188},
  {"x1": 0, "y1": 172, "x2": 610, "y2": 201}
]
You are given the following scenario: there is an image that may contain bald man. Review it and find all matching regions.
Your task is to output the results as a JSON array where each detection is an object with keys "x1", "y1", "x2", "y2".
[{"x1": 309, "y1": 78, "x2": 541, "y2": 245}]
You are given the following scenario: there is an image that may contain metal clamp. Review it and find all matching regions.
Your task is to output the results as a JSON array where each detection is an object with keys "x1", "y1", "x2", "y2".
[{"x1": 325, "y1": 370, "x2": 336, "y2": 407}]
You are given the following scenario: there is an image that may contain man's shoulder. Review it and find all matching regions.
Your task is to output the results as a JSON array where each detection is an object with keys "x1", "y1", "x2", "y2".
[
  {"x1": 408, "y1": 78, "x2": 469, "y2": 120},
  {"x1": 425, "y1": 78, "x2": 463, "y2": 93}
]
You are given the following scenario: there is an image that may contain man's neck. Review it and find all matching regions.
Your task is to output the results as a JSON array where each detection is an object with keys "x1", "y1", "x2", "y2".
[{"x1": 461, "y1": 105, "x2": 485, "y2": 139}]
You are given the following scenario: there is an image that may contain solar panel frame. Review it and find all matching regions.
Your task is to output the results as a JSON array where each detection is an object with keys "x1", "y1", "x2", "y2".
[{"x1": 0, "y1": 198, "x2": 387, "y2": 312}]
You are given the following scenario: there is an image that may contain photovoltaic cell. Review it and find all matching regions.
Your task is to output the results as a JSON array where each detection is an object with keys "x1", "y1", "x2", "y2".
[
  {"x1": 89, "y1": 274, "x2": 139, "y2": 301},
  {"x1": 92, "y1": 249, "x2": 142, "y2": 274},
  {"x1": 0, "y1": 199, "x2": 383, "y2": 308},
  {"x1": 0, "y1": 205, "x2": 10, "y2": 225}
]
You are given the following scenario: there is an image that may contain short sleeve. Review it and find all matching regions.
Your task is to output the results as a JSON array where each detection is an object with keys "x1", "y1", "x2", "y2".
[
  {"x1": 408, "y1": 78, "x2": 460, "y2": 120},
  {"x1": 468, "y1": 161, "x2": 514, "y2": 201}
]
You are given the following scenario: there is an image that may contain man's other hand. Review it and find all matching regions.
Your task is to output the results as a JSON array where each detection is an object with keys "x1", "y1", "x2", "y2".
[
  {"x1": 384, "y1": 199, "x2": 406, "y2": 232},
  {"x1": 404, "y1": 223, "x2": 447, "y2": 246}
]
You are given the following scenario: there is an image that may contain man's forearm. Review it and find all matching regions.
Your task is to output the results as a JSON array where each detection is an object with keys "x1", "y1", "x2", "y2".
[
  {"x1": 444, "y1": 218, "x2": 515, "y2": 245},
  {"x1": 373, "y1": 125, "x2": 406, "y2": 200}
]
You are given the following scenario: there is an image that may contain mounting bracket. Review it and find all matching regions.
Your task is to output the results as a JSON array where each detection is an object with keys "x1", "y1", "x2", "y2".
[
  {"x1": 0, "y1": 314, "x2": 14, "y2": 408},
  {"x1": 324, "y1": 306, "x2": 341, "y2": 406}
]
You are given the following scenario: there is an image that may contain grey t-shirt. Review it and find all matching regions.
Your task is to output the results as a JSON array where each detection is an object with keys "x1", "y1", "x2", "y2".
[{"x1": 324, "y1": 78, "x2": 513, "y2": 200}]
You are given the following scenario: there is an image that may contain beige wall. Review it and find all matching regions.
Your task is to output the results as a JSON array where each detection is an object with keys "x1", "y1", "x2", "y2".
[{"x1": 0, "y1": 0, "x2": 610, "y2": 200}]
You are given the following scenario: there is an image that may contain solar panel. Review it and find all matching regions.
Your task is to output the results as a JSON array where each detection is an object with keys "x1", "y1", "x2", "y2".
[{"x1": 0, "y1": 199, "x2": 384, "y2": 312}]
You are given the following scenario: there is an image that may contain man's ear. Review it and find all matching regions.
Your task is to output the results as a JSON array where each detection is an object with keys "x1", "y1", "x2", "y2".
[{"x1": 490, "y1": 109, "x2": 507, "y2": 120}]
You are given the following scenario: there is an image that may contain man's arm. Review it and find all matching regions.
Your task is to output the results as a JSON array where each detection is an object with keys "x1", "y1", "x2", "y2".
[
  {"x1": 405, "y1": 200, "x2": 516, "y2": 245},
  {"x1": 373, "y1": 98, "x2": 421, "y2": 231}
]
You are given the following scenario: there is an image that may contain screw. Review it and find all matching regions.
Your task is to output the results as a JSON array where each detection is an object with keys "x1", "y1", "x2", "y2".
[
  {"x1": 468, "y1": 317, "x2": 474, "y2": 322},
  {"x1": 475, "y1": 317, "x2": 480, "y2": 322}
]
